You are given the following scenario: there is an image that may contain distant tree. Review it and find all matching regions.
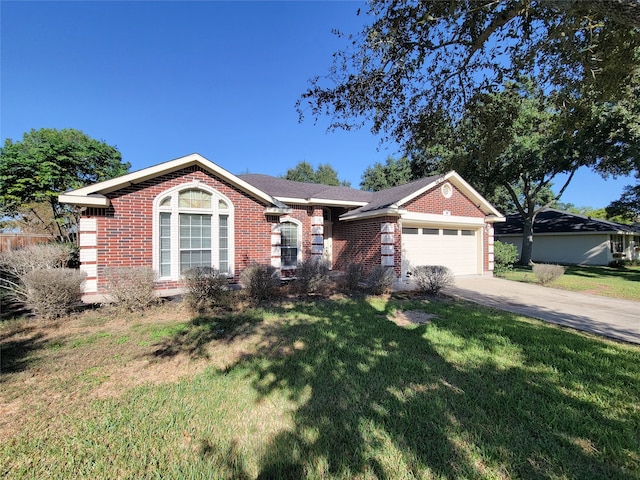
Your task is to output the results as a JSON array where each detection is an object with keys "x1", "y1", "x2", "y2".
[
  {"x1": 360, "y1": 156, "x2": 412, "y2": 191},
  {"x1": 283, "y1": 161, "x2": 350, "y2": 187},
  {"x1": 606, "y1": 183, "x2": 640, "y2": 223},
  {"x1": 0, "y1": 128, "x2": 130, "y2": 241}
]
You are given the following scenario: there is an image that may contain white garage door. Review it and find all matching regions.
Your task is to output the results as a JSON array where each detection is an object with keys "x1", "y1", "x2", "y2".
[{"x1": 401, "y1": 226, "x2": 480, "y2": 276}]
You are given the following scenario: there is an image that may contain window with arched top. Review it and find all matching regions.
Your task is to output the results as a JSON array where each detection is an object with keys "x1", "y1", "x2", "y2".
[
  {"x1": 280, "y1": 219, "x2": 301, "y2": 268},
  {"x1": 154, "y1": 184, "x2": 234, "y2": 279}
]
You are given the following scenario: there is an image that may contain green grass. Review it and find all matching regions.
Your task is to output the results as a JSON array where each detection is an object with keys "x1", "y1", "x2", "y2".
[
  {"x1": 2, "y1": 296, "x2": 639, "y2": 479},
  {"x1": 499, "y1": 265, "x2": 640, "y2": 300}
]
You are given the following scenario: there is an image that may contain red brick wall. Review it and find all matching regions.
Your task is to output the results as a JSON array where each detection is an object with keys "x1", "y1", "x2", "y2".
[
  {"x1": 333, "y1": 215, "x2": 401, "y2": 276},
  {"x1": 404, "y1": 185, "x2": 485, "y2": 218},
  {"x1": 84, "y1": 165, "x2": 274, "y2": 292}
]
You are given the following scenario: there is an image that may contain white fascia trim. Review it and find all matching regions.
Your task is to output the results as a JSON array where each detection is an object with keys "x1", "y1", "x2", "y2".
[
  {"x1": 61, "y1": 153, "x2": 282, "y2": 208},
  {"x1": 394, "y1": 171, "x2": 504, "y2": 219},
  {"x1": 58, "y1": 193, "x2": 110, "y2": 207},
  {"x1": 340, "y1": 207, "x2": 404, "y2": 222},
  {"x1": 274, "y1": 196, "x2": 368, "y2": 207},
  {"x1": 401, "y1": 212, "x2": 485, "y2": 226}
]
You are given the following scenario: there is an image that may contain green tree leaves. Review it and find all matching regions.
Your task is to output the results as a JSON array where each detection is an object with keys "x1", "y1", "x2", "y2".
[
  {"x1": 0, "y1": 128, "x2": 130, "y2": 240},
  {"x1": 283, "y1": 161, "x2": 350, "y2": 187},
  {"x1": 360, "y1": 156, "x2": 412, "y2": 191}
]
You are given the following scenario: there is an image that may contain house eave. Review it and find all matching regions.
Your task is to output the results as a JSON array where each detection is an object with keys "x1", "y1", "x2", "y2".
[
  {"x1": 58, "y1": 194, "x2": 110, "y2": 208},
  {"x1": 59, "y1": 153, "x2": 283, "y2": 209},
  {"x1": 340, "y1": 207, "x2": 405, "y2": 222},
  {"x1": 275, "y1": 196, "x2": 369, "y2": 207}
]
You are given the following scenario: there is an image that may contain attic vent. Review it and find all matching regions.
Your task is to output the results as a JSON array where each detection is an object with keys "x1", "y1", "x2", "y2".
[
  {"x1": 441, "y1": 182, "x2": 453, "y2": 199},
  {"x1": 266, "y1": 215, "x2": 279, "y2": 223}
]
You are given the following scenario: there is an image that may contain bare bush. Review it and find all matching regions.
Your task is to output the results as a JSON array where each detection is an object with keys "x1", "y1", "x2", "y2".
[
  {"x1": 343, "y1": 263, "x2": 366, "y2": 292},
  {"x1": 294, "y1": 257, "x2": 331, "y2": 295},
  {"x1": 367, "y1": 266, "x2": 396, "y2": 295},
  {"x1": 532, "y1": 264, "x2": 565, "y2": 285},
  {"x1": 0, "y1": 243, "x2": 77, "y2": 307},
  {"x1": 240, "y1": 263, "x2": 281, "y2": 302},
  {"x1": 104, "y1": 266, "x2": 158, "y2": 312},
  {"x1": 182, "y1": 267, "x2": 230, "y2": 313},
  {"x1": 0, "y1": 243, "x2": 74, "y2": 278},
  {"x1": 411, "y1": 265, "x2": 455, "y2": 294},
  {"x1": 21, "y1": 268, "x2": 86, "y2": 319}
]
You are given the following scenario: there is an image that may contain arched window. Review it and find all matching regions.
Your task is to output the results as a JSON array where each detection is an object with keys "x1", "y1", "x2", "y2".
[
  {"x1": 280, "y1": 219, "x2": 301, "y2": 268},
  {"x1": 154, "y1": 184, "x2": 234, "y2": 279}
]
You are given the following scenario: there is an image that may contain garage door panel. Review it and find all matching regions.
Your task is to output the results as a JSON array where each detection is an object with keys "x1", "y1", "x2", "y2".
[{"x1": 402, "y1": 226, "x2": 479, "y2": 276}]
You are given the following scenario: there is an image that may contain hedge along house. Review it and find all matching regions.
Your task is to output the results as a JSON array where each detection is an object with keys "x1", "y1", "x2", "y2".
[{"x1": 59, "y1": 153, "x2": 504, "y2": 297}]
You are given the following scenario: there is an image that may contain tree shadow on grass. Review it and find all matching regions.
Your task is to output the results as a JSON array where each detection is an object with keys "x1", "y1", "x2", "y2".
[
  {"x1": 150, "y1": 310, "x2": 265, "y2": 360},
  {"x1": 565, "y1": 265, "x2": 640, "y2": 283},
  {"x1": 223, "y1": 297, "x2": 639, "y2": 479},
  {"x1": 0, "y1": 322, "x2": 52, "y2": 378}
]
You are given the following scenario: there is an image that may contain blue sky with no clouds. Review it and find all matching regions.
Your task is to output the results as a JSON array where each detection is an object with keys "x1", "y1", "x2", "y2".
[{"x1": 1, "y1": 0, "x2": 633, "y2": 208}]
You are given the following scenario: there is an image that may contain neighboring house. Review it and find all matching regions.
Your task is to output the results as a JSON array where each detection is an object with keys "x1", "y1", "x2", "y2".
[
  {"x1": 59, "y1": 153, "x2": 504, "y2": 296},
  {"x1": 494, "y1": 208, "x2": 640, "y2": 266}
]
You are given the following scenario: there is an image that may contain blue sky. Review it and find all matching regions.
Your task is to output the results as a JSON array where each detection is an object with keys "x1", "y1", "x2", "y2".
[{"x1": 1, "y1": 0, "x2": 633, "y2": 208}]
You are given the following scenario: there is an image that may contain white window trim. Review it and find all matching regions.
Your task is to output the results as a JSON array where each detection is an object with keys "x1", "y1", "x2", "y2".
[
  {"x1": 278, "y1": 217, "x2": 302, "y2": 270},
  {"x1": 152, "y1": 181, "x2": 235, "y2": 280}
]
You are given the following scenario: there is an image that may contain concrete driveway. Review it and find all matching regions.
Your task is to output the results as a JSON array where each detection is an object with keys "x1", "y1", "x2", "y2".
[{"x1": 441, "y1": 276, "x2": 640, "y2": 345}]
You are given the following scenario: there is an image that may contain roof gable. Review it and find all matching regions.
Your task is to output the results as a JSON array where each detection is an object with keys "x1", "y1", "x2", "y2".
[
  {"x1": 59, "y1": 153, "x2": 284, "y2": 208},
  {"x1": 341, "y1": 171, "x2": 503, "y2": 220}
]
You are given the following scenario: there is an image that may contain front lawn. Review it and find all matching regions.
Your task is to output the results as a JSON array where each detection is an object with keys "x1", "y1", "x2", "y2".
[
  {"x1": 2, "y1": 296, "x2": 639, "y2": 479},
  {"x1": 499, "y1": 265, "x2": 640, "y2": 301}
]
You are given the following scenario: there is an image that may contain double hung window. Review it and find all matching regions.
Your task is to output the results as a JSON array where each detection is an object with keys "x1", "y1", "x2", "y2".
[
  {"x1": 280, "y1": 221, "x2": 299, "y2": 268},
  {"x1": 156, "y1": 186, "x2": 233, "y2": 279}
]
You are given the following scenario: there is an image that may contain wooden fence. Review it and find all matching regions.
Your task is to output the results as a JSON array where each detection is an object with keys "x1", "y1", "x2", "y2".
[{"x1": 0, "y1": 233, "x2": 56, "y2": 252}]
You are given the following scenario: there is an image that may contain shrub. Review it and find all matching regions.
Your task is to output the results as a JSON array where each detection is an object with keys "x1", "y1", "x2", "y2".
[
  {"x1": 104, "y1": 266, "x2": 158, "y2": 312},
  {"x1": 532, "y1": 263, "x2": 565, "y2": 285},
  {"x1": 240, "y1": 263, "x2": 281, "y2": 302},
  {"x1": 411, "y1": 265, "x2": 455, "y2": 294},
  {"x1": 608, "y1": 259, "x2": 632, "y2": 268},
  {"x1": 367, "y1": 266, "x2": 396, "y2": 295},
  {"x1": 493, "y1": 240, "x2": 518, "y2": 275},
  {"x1": 0, "y1": 243, "x2": 78, "y2": 311},
  {"x1": 0, "y1": 243, "x2": 75, "y2": 278},
  {"x1": 343, "y1": 263, "x2": 366, "y2": 292},
  {"x1": 294, "y1": 258, "x2": 331, "y2": 295},
  {"x1": 182, "y1": 267, "x2": 230, "y2": 313},
  {"x1": 21, "y1": 268, "x2": 86, "y2": 319}
]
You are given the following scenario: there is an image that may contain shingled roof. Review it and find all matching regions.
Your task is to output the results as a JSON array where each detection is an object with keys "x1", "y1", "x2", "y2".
[
  {"x1": 241, "y1": 171, "x2": 503, "y2": 220},
  {"x1": 495, "y1": 208, "x2": 640, "y2": 235},
  {"x1": 238, "y1": 174, "x2": 374, "y2": 204},
  {"x1": 344, "y1": 174, "x2": 445, "y2": 214}
]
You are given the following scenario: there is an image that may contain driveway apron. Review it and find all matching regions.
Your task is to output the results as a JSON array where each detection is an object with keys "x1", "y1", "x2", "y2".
[{"x1": 441, "y1": 276, "x2": 640, "y2": 345}]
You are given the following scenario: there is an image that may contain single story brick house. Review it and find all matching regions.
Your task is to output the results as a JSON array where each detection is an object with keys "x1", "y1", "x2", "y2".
[
  {"x1": 494, "y1": 208, "x2": 640, "y2": 266},
  {"x1": 59, "y1": 153, "x2": 504, "y2": 296}
]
